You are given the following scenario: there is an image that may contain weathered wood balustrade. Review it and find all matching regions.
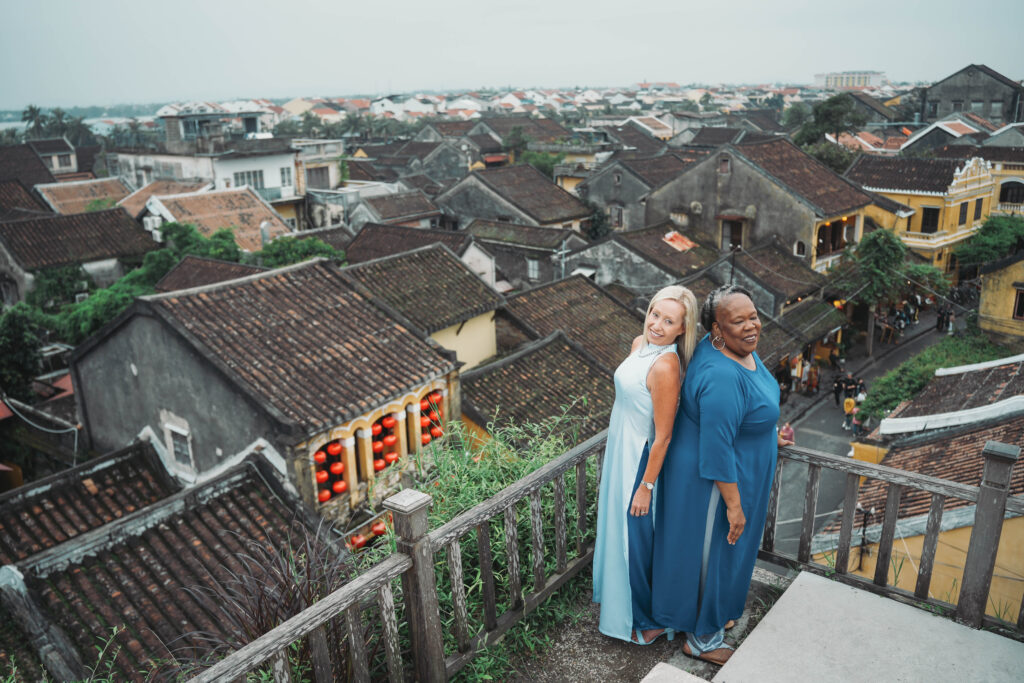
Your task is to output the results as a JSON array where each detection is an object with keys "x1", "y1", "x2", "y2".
[{"x1": 190, "y1": 434, "x2": 1021, "y2": 682}]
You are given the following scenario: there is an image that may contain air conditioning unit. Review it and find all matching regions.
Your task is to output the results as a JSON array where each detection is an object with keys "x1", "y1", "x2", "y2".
[{"x1": 143, "y1": 216, "x2": 163, "y2": 232}]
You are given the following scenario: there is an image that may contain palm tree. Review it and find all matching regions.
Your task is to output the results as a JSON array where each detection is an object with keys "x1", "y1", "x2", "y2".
[
  {"x1": 48, "y1": 108, "x2": 68, "y2": 138},
  {"x1": 66, "y1": 116, "x2": 95, "y2": 146},
  {"x1": 21, "y1": 105, "x2": 46, "y2": 138}
]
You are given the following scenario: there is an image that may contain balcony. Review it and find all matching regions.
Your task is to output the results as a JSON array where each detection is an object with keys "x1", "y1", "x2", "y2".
[
  {"x1": 254, "y1": 186, "x2": 297, "y2": 203},
  {"x1": 996, "y1": 202, "x2": 1024, "y2": 215},
  {"x1": 898, "y1": 225, "x2": 978, "y2": 249}
]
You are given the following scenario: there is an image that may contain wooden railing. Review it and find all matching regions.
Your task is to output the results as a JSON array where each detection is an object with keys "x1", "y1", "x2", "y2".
[{"x1": 190, "y1": 434, "x2": 1020, "y2": 681}]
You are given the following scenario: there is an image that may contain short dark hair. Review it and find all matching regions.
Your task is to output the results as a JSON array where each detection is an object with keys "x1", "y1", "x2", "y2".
[{"x1": 700, "y1": 284, "x2": 754, "y2": 332}]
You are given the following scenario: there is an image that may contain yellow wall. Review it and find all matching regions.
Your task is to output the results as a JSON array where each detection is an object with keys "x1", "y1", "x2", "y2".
[
  {"x1": 852, "y1": 441, "x2": 887, "y2": 466},
  {"x1": 862, "y1": 202, "x2": 910, "y2": 233},
  {"x1": 558, "y1": 175, "x2": 584, "y2": 193},
  {"x1": 459, "y1": 415, "x2": 492, "y2": 447},
  {"x1": 811, "y1": 212, "x2": 865, "y2": 270},
  {"x1": 430, "y1": 312, "x2": 496, "y2": 370},
  {"x1": 815, "y1": 517, "x2": 1024, "y2": 621},
  {"x1": 979, "y1": 257, "x2": 1024, "y2": 342}
]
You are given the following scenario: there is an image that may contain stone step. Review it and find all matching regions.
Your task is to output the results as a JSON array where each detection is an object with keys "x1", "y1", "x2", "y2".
[{"x1": 641, "y1": 662, "x2": 707, "y2": 682}]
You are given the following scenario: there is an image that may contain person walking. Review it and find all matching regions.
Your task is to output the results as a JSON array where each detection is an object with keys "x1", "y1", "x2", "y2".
[
  {"x1": 843, "y1": 395, "x2": 856, "y2": 430},
  {"x1": 833, "y1": 375, "x2": 843, "y2": 407}
]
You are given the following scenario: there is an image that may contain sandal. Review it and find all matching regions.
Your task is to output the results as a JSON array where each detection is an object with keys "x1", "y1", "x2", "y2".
[
  {"x1": 682, "y1": 641, "x2": 734, "y2": 665},
  {"x1": 724, "y1": 619, "x2": 736, "y2": 630},
  {"x1": 632, "y1": 627, "x2": 675, "y2": 645}
]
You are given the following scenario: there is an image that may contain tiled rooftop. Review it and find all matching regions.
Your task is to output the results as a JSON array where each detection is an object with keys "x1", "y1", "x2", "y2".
[
  {"x1": 460, "y1": 331, "x2": 614, "y2": 440},
  {"x1": 737, "y1": 242, "x2": 827, "y2": 300},
  {"x1": 153, "y1": 254, "x2": 266, "y2": 293},
  {"x1": 35, "y1": 177, "x2": 131, "y2": 215},
  {"x1": 139, "y1": 259, "x2": 456, "y2": 433},
  {"x1": 362, "y1": 190, "x2": 441, "y2": 222},
  {"x1": 466, "y1": 219, "x2": 579, "y2": 250},
  {"x1": 738, "y1": 138, "x2": 871, "y2": 216},
  {"x1": 845, "y1": 156, "x2": 964, "y2": 194},
  {"x1": 0, "y1": 179, "x2": 50, "y2": 220},
  {"x1": 345, "y1": 222, "x2": 471, "y2": 263},
  {"x1": 26, "y1": 138, "x2": 74, "y2": 155},
  {"x1": 606, "y1": 122, "x2": 665, "y2": 156},
  {"x1": 346, "y1": 158, "x2": 397, "y2": 182},
  {"x1": 343, "y1": 243, "x2": 504, "y2": 334},
  {"x1": 478, "y1": 116, "x2": 570, "y2": 144},
  {"x1": 117, "y1": 179, "x2": 209, "y2": 218},
  {"x1": 153, "y1": 187, "x2": 291, "y2": 252},
  {"x1": 428, "y1": 121, "x2": 475, "y2": 137},
  {"x1": 504, "y1": 275, "x2": 642, "y2": 372},
  {"x1": 691, "y1": 127, "x2": 746, "y2": 145},
  {"x1": 777, "y1": 299, "x2": 846, "y2": 345},
  {"x1": 618, "y1": 151, "x2": 709, "y2": 188},
  {"x1": 614, "y1": 224, "x2": 720, "y2": 278},
  {"x1": 897, "y1": 357, "x2": 1024, "y2": 418},
  {"x1": 0, "y1": 144, "x2": 57, "y2": 188},
  {"x1": 0, "y1": 207, "x2": 156, "y2": 270},
  {"x1": 472, "y1": 165, "x2": 591, "y2": 224}
]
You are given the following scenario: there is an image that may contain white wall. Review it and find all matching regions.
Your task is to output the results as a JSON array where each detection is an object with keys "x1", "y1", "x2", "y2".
[{"x1": 213, "y1": 153, "x2": 297, "y2": 197}]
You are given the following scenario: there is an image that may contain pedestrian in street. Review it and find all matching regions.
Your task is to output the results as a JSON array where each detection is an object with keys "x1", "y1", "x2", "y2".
[
  {"x1": 948, "y1": 311, "x2": 956, "y2": 336},
  {"x1": 780, "y1": 421, "x2": 795, "y2": 443},
  {"x1": 843, "y1": 372, "x2": 857, "y2": 399},
  {"x1": 833, "y1": 376, "x2": 843, "y2": 407},
  {"x1": 936, "y1": 305, "x2": 947, "y2": 333},
  {"x1": 807, "y1": 364, "x2": 820, "y2": 394},
  {"x1": 843, "y1": 395, "x2": 856, "y2": 430},
  {"x1": 851, "y1": 407, "x2": 861, "y2": 437},
  {"x1": 829, "y1": 346, "x2": 840, "y2": 371},
  {"x1": 856, "y1": 378, "x2": 867, "y2": 401}
]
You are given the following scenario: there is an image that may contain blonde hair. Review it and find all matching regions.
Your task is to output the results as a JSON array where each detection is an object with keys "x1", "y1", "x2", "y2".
[{"x1": 643, "y1": 285, "x2": 699, "y2": 369}]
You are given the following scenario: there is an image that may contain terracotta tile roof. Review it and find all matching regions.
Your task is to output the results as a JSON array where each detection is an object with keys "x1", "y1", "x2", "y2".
[
  {"x1": 142, "y1": 260, "x2": 456, "y2": 433},
  {"x1": 736, "y1": 242, "x2": 827, "y2": 300},
  {"x1": 943, "y1": 121, "x2": 977, "y2": 136},
  {"x1": 362, "y1": 190, "x2": 440, "y2": 222},
  {"x1": 153, "y1": 187, "x2": 291, "y2": 252},
  {"x1": 460, "y1": 331, "x2": 615, "y2": 440},
  {"x1": 293, "y1": 225, "x2": 352, "y2": 251},
  {"x1": 936, "y1": 145, "x2": 1024, "y2": 164},
  {"x1": 26, "y1": 138, "x2": 74, "y2": 155},
  {"x1": 472, "y1": 165, "x2": 591, "y2": 224},
  {"x1": 0, "y1": 144, "x2": 57, "y2": 187},
  {"x1": 848, "y1": 92, "x2": 897, "y2": 121},
  {"x1": 0, "y1": 442, "x2": 178, "y2": 564},
  {"x1": 726, "y1": 110, "x2": 786, "y2": 133},
  {"x1": 153, "y1": 254, "x2": 266, "y2": 293},
  {"x1": 962, "y1": 112, "x2": 1000, "y2": 132},
  {"x1": 19, "y1": 459, "x2": 328, "y2": 679},
  {"x1": 678, "y1": 273, "x2": 722, "y2": 307},
  {"x1": 898, "y1": 357, "x2": 1024, "y2": 418},
  {"x1": 467, "y1": 133, "x2": 502, "y2": 154},
  {"x1": 34, "y1": 177, "x2": 131, "y2": 214},
  {"x1": 619, "y1": 151, "x2": 708, "y2": 188},
  {"x1": 504, "y1": 275, "x2": 643, "y2": 371},
  {"x1": 613, "y1": 224, "x2": 720, "y2": 278},
  {"x1": 853, "y1": 413, "x2": 1024, "y2": 523},
  {"x1": 478, "y1": 116, "x2": 570, "y2": 144},
  {"x1": 396, "y1": 141, "x2": 440, "y2": 161},
  {"x1": 0, "y1": 179, "x2": 50, "y2": 220},
  {"x1": 737, "y1": 138, "x2": 872, "y2": 216},
  {"x1": 0, "y1": 208, "x2": 156, "y2": 270},
  {"x1": 346, "y1": 158, "x2": 397, "y2": 182},
  {"x1": 346, "y1": 222, "x2": 471, "y2": 263},
  {"x1": 343, "y1": 243, "x2": 503, "y2": 333},
  {"x1": 691, "y1": 127, "x2": 746, "y2": 145},
  {"x1": 845, "y1": 155, "x2": 963, "y2": 194},
  {"x1": 777, "y1": 299, "x2": 846, "y2": 343},
  {"x1": 606, "y1": 122, "x2": 665, "y2": 156},
  {"x1": 400, "y1": 173, "x2": 446, "y2": 197},
  {"x1": 430, "y1": 121, "x2": 475, "y2": 137},
  {"x1": 74, "y1": 145, "x2": 101, "y2": 174},
  {"x1": 117, "y1": 179, "x2": 209, "y2": 218},
  {"x1": 754, "y1": 312, "x2": 805, "y2": 366},
  {"x1": 466, "y1": 219, "x2": 579, "y2": 250}
]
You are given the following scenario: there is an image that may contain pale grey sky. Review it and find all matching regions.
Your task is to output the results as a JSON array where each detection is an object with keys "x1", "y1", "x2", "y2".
[{"x1": 1, "y1": 0, "x2": 1021, "y2": 110}]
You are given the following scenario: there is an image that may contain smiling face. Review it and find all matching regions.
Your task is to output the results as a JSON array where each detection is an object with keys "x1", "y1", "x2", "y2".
[
  {"x1": 712, "y1": 293, "x2": 761, "y2": 357},
  {"x1": 645, "y1": 298, "x2": 686, "y2": 346}
]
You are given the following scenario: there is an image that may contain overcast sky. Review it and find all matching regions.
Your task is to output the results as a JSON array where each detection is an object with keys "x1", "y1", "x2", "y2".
[{"x1": 2, "y1": 0, "x2": 1022, "y2": 110}]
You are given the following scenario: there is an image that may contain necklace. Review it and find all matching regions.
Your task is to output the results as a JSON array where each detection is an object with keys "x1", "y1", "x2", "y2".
[{"x1": 638, "y1": 343, "x2": 672, "y2": 358}]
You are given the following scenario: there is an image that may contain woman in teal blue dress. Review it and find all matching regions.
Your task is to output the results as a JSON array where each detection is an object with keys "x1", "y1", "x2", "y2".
[{"x1": 652, "y1": 285, "x2": 793, "y2": 665}]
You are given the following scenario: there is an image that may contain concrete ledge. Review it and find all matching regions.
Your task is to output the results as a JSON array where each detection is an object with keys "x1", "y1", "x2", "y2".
[{"x1": 641, "y1": 662, "x2": 707, "y2": 682}]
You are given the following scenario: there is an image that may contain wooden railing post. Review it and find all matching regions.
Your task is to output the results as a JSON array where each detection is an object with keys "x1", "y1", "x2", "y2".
[
  {"x1": 383, "y1": 489, "x2": 445, "y2": 682},
  {"x1": 955, "y1": 440, "x2": 1020, "y2": 628}
]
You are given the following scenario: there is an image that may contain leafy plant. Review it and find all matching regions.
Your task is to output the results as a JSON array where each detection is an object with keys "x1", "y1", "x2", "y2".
[
  {"x1": 85, "y1": 198, "x2": 117, "y2": 212},
  {"x1": 955, "y1": 215, "x2": 1024, "y2": 268},
  {"x1": 0, "y1": 303, "x2": 42, "y2": 401}
]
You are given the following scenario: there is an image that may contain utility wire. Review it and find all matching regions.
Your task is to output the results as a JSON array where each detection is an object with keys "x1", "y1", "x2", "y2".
[{"x1": 1, "y1": 394, "x2": 80, "y2": 464}]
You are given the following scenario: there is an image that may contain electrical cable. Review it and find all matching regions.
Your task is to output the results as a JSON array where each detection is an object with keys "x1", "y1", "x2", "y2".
[{"x1": 1, "y1": 395, "x2": 80, "y2": 463}]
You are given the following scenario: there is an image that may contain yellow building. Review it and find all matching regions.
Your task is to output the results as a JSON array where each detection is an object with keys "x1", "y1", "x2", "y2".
[
  {"x1": 979, "y1": 250, "x2": 1024, "y2": 346},
  {"x1": 846, "y1": 156, "x2": 996, "y2": 273}
]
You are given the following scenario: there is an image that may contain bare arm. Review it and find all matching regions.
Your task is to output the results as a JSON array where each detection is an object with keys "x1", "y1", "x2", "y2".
[
  {"x1": 630, "y1": 353, "x2": 681, "y2": 516},
  {"x1": 716, "y1": 481, "x2": 745, "y2": 544}
]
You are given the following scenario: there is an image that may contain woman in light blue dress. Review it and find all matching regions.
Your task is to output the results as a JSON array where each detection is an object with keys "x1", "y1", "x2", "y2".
[{"x1": 593, "y1": 285, "x2": 698, "y2": 644}]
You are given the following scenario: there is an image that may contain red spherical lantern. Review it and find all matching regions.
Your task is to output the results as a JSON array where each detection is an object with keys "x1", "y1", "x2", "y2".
[
  {"x1": 330, "y1": 461, "x2": 344, "y2": 475},
  {"x1": 430, "y1": 426, "x2": 443, "y2": 438},
  {"x1": 372, "y1": 441, "x2": 384, "y2": 454},
  {"x1": 318, "y1": 490, "x2": 331, "y2": 503},
  {"x1": 351, "y1": 534, "x2": 367, "y2": 548},
  {"x1": 373, "y1": 458, "x2": 387, "y2": 472},
  {"x1": 371, "y1": 423, "x2": 383, "y2": 436},
  {"x1": 383, "y1": 434, "x2": 397, "y2": 447},
  {"x1": 332, "y1": 480, "x2": 348, "y2": 494},
  {"x1": 315, "y1": 470, "x2": 328, "y2": 484},
  {"x1": 371, "y1": 521, "x2": 387, "y2": 536},
  {"x1": 430, "y1": 391, "x2": 442, "y2": 402},
  {"x1": 327, "y1": 442, "x2": 342, "y2": 456},
  {"x1": 428, "y1": 411, "x2": 438, "y2": 422},
  {"x1": 384, "y1": 451, "x2": 399, "y2": 464},
  {"x1": 420, "y1": 415, "x2": 431, "y2": 428},
  {"x1": 420, "y1": 399, "x2": 430, "y2": 411},
  {"x1": 382, "y1": 416, "x2": 396, "y2": 429},
  {"x1": 421, "y1": 433, "x2": 432, "y2": 445},
  {"x1": 313, "y1": 450, "x2": 327, "y2": 464}
]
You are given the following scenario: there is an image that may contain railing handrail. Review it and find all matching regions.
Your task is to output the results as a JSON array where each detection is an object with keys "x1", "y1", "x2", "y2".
[
  {"x1": 429, "y1": 430, "x2": 606, "y2": 548},
  {"x1": 188, "y1": 553, "x2": 412, "y2": 683}
]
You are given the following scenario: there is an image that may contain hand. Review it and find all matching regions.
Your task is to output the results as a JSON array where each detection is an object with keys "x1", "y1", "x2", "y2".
[
  {"x1": 630, "y1": 486, "x2": 652, "y2": 516},
  {"x1": 726, "y1": 504, "x2": 745, "y2": 545},
  {"x1": 778, "y1": 435, "x2": 795, "y2": 447}
]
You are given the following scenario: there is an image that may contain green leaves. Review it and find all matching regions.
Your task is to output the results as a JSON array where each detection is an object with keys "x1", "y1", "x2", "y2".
[
  {"x1": 251, "y1": 235, "x2": 344, "y2": 269},
  {"x1": 954, "y1": 215, "x2": 1024, "y2": 267},
  {"x1": 0, "y1": 303, "x2": 42, "y2": 401}
]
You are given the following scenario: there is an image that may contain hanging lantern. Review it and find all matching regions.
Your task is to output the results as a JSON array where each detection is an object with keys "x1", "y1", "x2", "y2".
[
  {"x1": 372, "y1": 441, "x2": 384, "y2": 454},
  {"x1": 420, "y1": 415, "x2": 431, "y2": 428},
  {"x1": 382, "y1": 416, "x2": 396, "y2": 429},
  {"x1": 332, "y1": 480, "x2": 348, "y2": 494},
  {"x1": 420, "y1": 399, "x2": 430, "y2": 411},
  {"x1": 430, "y1": 426, "x2": 443, "y2": 438},
  {"x1": 327, "y1": 442, "x2": 342, "y2": 456},
  {"x1": 315, "y1": 470, "x2": 329, "y2": 484},
  {"x1": 351, "y1": 534, "x2": 367, "y2": 548},
  {"x1": 330, "y1": 461, "x2": 344, "y2": 475},
  {"x1": 371, "y1": 520, "x2": 387, "y2": 536},
  {"x1": 373, "y1": 459, "x2": 387, "y2": 472},
  {"x1": 313, "y1": 450, "x2": 327, "y2": 464},
  {"x1": 422, "y1": 433, "x2": 432, "y2": 445},
  {"x1": 371, "y1": 423, "x2": 383, "y2": 436},
  {"x1": 384, "y1": 451, "x2": 399, "y2": 464},
  {"x1": 430, "y1": 391, "x2": 442, "y2": 403},
  {"x1": 383, "y1": 434, "x2": 397, "y2": 447},
  {"x1": 318, "y1": 489, "x2": 331, "y2": 503},
  {"x1": 428, "y1": 411, "x2": 439, "y2": 422}
]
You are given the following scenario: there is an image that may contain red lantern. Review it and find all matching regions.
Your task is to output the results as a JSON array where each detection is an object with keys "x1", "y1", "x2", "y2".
[
  {"x1": 430, "y1": 426, "x2": 443, "y2": 438},
  {"x1": 428, "y1": 411, "x2": 438, "y2": 422},
  {"x1": 420, "y1": 415, "x2": 431, "y2": 428},
  {"x1": 315, "y1": 470, "x2": 328, "y2": 484},
  {"x1": 313, "y1": 450, "x2": 327, "y2": 464},
  {"x1": 383, "y1": 434, "x2": 397, "y2": 447},
  {"x1": 384, "y1": 451, "x2": 399, "y2": 464},
  {"x1": 422, "y1": 433, "x2": 432, "y2": 445},
  {"x1": 318, "y1": 490, "x2": 331, "y2": 503},
  {"x1": 327, "y1": 442, "x2": 342, "y2": 456},
  {"x1": 373, "y1": 459, "x2": 387, "y2": 472},
  {"x1": 351, "y1": 534, "x2": 367, "y2": 549},
  {"x1": 372, "y1": 441, "x2": 384, "y2": 454},
  {"x1": 382, "y1": 416, "x2": 396, "y2": 429},
  {"x1": 430, "y1": 391, "x2": 442, "y2": 402},
  {"x1": 420, "y1": 399, "x2": 430, "y2": 411},
  {"x1": 330, "y1": 461, "x2": 344, "y2": 475},
  {"x1": 332, "y1": 480, "x2": 348, "y2": 494},
  {"x1": 371, "y1": 423, "x2": 383, "y2": 436},
  {"x1": 371, "y1": 521, "x2": 387, "y2": 536}
]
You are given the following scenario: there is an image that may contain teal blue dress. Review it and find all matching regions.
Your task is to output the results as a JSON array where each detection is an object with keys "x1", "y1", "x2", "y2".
[{"x1": 652, "y1": 335, "x2": 779, "y2": 639}]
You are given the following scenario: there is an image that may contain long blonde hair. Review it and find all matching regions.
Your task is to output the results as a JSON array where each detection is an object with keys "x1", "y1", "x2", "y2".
[{"x1": 643, "y1": 285, "x2": 699, "y2": 369}]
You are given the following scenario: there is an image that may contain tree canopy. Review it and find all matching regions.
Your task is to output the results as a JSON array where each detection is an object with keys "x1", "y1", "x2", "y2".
[
  {"x1": 0, "y1": 303, "x2": 42, "y2": 401},
  {"x1": 954, "y1": 215, "x2": 1024, "y2": 268},
  {"x1": 793, "y1": 94, "x2": 868, "y2": 146}
]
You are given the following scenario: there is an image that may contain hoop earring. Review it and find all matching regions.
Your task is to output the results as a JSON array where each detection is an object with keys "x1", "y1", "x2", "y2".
[{"x1": 712, "y1": 336, "x2": 725, "y2": 351}]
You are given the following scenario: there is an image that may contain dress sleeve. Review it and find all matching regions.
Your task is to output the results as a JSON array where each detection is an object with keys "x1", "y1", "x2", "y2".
[{"x1": 696, "y1": 366, "x2": 746, "y2": 483}]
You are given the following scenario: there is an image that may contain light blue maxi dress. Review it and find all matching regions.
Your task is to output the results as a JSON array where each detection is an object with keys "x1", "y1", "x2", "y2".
[{"x1": 593, "y1": 341, "x2": 677, "y2": 641}]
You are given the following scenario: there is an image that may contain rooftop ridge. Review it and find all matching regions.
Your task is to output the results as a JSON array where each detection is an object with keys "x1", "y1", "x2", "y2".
[
  {"x1": 879, "y1": 395, "x2": 1024, "y2": 435},
  {"x1": 142, "y1": 257, "x2": 328, "y2": 300},
  {"x1": 934, "y1": 353, "x2": 1024, "y2": 376}
]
